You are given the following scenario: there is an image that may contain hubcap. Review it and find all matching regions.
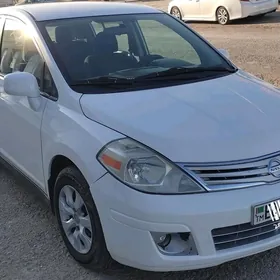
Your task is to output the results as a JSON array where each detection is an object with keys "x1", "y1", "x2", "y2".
[
  {"x1": 217, "y1": 8, "x2": 228, "y2": 24},
  {"x1": 58, "y1": 185, "x2": 93, "y2": 254},
  {"x1": 171, "y1": 8, "x2": 181, "y2": 19}
]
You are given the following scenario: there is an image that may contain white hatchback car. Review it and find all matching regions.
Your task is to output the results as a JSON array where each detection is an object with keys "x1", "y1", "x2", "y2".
[
  {"x1": 1, "y1": 1, "x2": 280, "y2": 273},
  {"x1": 168, "y1": 0, "x2": 278, "y2": 24}
]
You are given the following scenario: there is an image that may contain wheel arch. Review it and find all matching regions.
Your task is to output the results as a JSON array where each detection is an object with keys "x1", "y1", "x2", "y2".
[
  {"x1": 43, "y1": 134, "x2": 109, "y2": 213},
  {"x1": 215, "y1": 6, "x2": 225, "y2": 17},
  {"x1": 47, "y1": 154, "x2": 79, "y2": 214}
]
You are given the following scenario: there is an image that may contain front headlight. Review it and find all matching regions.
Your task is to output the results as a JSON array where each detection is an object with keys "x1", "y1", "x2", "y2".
[{"x1": 97, "y1": 138, "x2": 205, "y2": 194}]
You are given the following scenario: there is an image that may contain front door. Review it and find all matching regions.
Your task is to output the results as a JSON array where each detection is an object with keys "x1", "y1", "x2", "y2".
[{"x1": 0, "y1": 17, "x2": 47, "y2": 190}]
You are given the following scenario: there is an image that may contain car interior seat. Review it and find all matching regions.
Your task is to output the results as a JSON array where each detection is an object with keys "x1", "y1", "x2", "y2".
[
  {"x1": 84, "y1": 29, "x2": 138, "y2": 78},
  {"x1": 54, "y1": 25, "x2": 93, "y2": 80}
]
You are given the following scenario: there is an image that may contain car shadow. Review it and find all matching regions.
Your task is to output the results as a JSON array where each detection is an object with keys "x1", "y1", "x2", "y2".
[
  {"x1": 94, "y1": 261, "x2": 220, "y2": 280},
  {"x1": 186, "y1": 10, "x2": 280, "y2": 26},
  {"x1": 97, "y1": 248, "x2": 280, "y2": 280}
]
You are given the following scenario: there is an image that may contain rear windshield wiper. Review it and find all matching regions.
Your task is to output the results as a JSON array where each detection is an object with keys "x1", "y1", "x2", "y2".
[{"x1": 135, "y1": 66, "x2": 237, "y2": 80}]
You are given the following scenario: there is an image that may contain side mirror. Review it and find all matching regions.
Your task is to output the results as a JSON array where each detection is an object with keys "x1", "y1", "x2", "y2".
[
  {"x1": 4, "y1": 72, "x2": 40, "y2": 98},
  {"x1": 218, "y1": 48, "x2": 230, "y2": 59}
]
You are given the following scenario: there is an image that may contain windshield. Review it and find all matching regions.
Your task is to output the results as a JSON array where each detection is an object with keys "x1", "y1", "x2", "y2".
[{"x1": 38, "y1": 13, "x2": 235, "y2": 90}]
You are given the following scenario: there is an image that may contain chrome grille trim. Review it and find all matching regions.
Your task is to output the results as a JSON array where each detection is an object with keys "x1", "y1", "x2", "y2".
[
  {"x1": 212, "y1": 220, "x2": 280, "y2": 250},
  {"x1": 180, "y1": 150, "x2": 280, "y2": 166},
  {"x1": 177, "y1": 152, "x2": 280, "y2": 191}
]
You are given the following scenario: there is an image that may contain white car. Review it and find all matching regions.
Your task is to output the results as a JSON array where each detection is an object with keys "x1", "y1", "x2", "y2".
[
  {"x1": 168, "y1": 0, "x2": 278, "y2": 24},
  {"x1": 1, "y1": 1, "x2": 280, "y2": 273}
]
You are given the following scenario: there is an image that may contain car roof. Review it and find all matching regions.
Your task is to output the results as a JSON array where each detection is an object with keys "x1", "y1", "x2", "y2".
[{"x1": 2, "y1": 1, "x2": 162, "y2": 22}]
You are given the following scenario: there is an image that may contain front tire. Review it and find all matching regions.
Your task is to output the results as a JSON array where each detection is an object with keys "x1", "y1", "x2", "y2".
[
  {"x1": 216, "y1": 6, "x2": 230, "y2": 25},
  {"x1": 170, "y1": 6, "x2": 182, "y2": 20},
  {"x1": 53, "y1": 166, "x2": 113, "y2": 271}
]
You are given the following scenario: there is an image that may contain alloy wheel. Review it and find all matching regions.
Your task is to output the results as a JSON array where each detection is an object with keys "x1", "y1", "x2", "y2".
[
  {"x1": 217, "y1": 7, "x2": 229, "y2": 25},
  {"x1": 58, "y1": 185, "x2": 93, "y2": 254}
]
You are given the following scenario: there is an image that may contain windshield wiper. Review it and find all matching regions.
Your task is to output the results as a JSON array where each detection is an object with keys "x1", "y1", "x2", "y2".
[
  {"x1": 71, "y1": 66, "x2": 237, "y2": 88},
  {"x1": 71, "y1": 76, "x2": 134, "y2": 87},
  {"x1": 135, "y1": 66, "x2": 237, "y2": 80}
]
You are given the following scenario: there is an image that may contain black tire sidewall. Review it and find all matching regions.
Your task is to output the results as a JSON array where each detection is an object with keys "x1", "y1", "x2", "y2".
[{"x1": 53, "y1": 167, "x2": 108, "y2": 266}]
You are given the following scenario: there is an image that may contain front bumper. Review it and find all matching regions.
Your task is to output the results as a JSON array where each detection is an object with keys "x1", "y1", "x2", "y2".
[{"x1": 90, "y1": 173, "x2": 280, "y2": 272}]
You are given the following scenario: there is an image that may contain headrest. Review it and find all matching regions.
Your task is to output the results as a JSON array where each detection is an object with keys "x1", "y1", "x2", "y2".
[
  {"x1": 55, "y1": 26, "x2": 73, "y2": 44},
  {"x1": 94, "y1": 31, "x2": 118, "y2": 54}
]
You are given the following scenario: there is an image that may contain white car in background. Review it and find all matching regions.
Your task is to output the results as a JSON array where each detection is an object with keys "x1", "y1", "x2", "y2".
[{"x1": 168, "y1": 0, "x2": 278, "y2": 24}]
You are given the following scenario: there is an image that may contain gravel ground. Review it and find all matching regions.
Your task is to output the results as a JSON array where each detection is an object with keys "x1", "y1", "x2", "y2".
[{"x1": 2, "y1": 2, "x2": 280, "y2": 280}]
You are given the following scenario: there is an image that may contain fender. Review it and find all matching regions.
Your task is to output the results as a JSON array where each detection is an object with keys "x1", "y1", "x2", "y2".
[{"x1": 41, "y1": 99, "x2": 124, "y2": 198}]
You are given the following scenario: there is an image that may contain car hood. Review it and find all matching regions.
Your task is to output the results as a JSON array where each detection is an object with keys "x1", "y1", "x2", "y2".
[{"x1": 79, "y1": 71, "x2": 280, "y2": 162}]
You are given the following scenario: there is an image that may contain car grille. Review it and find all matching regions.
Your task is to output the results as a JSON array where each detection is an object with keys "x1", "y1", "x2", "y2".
[
  {"x1": 180, "y1": 152, "x2": 280, "y2": 191},
  {"x1": 212, "y1": 220, "x2": 280, "y2": 251}
]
